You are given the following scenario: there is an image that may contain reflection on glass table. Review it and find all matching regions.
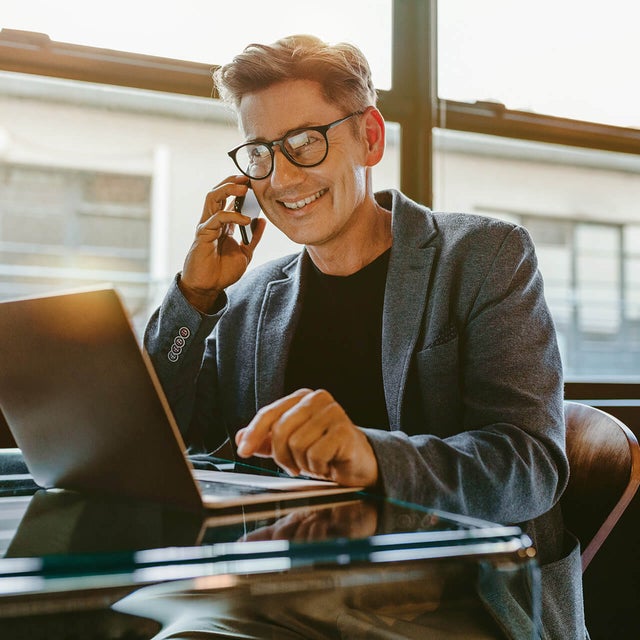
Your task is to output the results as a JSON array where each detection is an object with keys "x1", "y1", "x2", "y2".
[{"x1": 0, "y1": 485, "x2": 539, "y2": 639}]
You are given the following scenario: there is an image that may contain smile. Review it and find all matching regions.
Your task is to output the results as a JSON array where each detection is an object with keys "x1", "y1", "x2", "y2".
[{"x1": 281, "y1": 189, "x2": 327, "y2": 210}]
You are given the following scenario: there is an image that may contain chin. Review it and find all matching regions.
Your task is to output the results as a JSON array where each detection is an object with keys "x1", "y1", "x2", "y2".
[
  {"x1": 284, "y1": 231, "x2": 319, "y2": 247},
  {"x1": 277, "y1": 220, "x2": 326, "y2": 247}
]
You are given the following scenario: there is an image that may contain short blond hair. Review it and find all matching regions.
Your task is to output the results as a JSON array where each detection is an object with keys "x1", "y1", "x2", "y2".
[{"x1": 213, "y1": 34, "x2": 377, "y2": 114}]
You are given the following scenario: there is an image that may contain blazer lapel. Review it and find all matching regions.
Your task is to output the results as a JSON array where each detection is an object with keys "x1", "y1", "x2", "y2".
[
  {"x1": 381, "y1": 191, "x2": 438, "y2": 429},
  {"x1": 254, "y1": 255, "x2": 305, "y2": 409}
]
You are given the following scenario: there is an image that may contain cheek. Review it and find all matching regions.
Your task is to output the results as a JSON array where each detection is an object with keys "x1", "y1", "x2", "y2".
[
  {"x1": 251, "y1": 184, "x2": 270, "y2": 210},
  {"x1": 339, "y1": 165, "x2": 367, "y2": 204},
  {"x1": 257, "y1": 202, "x2": 280, "y2": 227}
]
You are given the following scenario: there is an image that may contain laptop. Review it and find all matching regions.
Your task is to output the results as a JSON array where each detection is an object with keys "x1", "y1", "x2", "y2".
[{"x1": 0, "y1": 287, "x2": 360, "y2": 511}]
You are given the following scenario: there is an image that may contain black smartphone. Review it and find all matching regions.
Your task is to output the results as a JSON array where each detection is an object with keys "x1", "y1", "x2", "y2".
[{"x1": 233, "y1": 189, "x2": 262, "y2": 245}]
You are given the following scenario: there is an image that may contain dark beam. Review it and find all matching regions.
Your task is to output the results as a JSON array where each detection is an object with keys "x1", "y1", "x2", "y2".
[
  {"x1": 439, "y1": 99, "x2": 640, "y2": 156},
  {"x1": 0, "y1": 29, "x2": 217, "y2": 97}
]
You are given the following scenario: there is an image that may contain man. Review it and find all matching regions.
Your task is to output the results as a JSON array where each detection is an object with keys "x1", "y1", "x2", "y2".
[{"x1": 145, "y1": 35, "x2": 585, "y2": 637}]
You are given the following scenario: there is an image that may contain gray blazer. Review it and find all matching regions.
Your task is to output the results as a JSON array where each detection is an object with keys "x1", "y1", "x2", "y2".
[{"x1": 145, "y1": 189, "x2": 585, "y2": 637}]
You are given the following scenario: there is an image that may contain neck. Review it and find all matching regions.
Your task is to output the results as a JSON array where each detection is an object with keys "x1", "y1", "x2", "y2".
[{"x1": 306, "y1": 201, "x2": 392, "y2": 276}]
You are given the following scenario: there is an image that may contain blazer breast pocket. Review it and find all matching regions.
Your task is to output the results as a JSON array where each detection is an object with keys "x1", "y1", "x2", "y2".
[{"x1": 414, "y1": 333, "x2": 462, "y2": 437}]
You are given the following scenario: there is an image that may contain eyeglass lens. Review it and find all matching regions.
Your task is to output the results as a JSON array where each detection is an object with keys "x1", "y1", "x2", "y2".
[{"x1": 235, "y1": 128, "x2": 328, "y2": 179}]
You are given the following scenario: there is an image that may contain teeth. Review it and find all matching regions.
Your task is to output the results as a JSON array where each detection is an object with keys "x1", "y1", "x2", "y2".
[{"x1": 282, "y1": 189, "x2": 326, "y2": 210}]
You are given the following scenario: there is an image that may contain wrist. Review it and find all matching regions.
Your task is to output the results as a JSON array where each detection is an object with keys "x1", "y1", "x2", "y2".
[{"x1": 177, "y1": 276, "x2": 221, "y2": 314}]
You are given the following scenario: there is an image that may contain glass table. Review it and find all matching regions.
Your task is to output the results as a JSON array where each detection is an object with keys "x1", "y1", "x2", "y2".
[{"x1": 0, "y1": 460, "x2": 540, "y2": 639}]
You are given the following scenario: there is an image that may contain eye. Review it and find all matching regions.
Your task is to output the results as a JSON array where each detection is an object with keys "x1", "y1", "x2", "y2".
[
  {"x1": 286, "y1": 130, "x2": 324, "y2": 158},
  {"x1": 248, "y1": 144, "x2": 270, "y2": 160}
]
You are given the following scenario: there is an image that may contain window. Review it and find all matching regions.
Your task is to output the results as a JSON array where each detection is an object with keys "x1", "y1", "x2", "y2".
[
  {"x1": 436, "y1": 0, "x2": 639, "y2": 379},
  {"x1": 1, "y1": 0, "x2": 638, "y2": 380},
  {"x1": 434, "y1": 129, "x2": 640, "y2": 377},
  {"x1": 0, "y1": 164, "x2": 151, "y2": 295},
  {"x1": 438, "y1": 0, "x2": 640, "y2": 129}
]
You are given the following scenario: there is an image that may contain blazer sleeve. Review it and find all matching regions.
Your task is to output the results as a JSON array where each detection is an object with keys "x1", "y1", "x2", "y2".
[
  {"x1": 364, "y1": 225, "x2": 567, "y2": 525},
  {"x1": 143, "y1": 274, "x2": 227, "y2": 451}
]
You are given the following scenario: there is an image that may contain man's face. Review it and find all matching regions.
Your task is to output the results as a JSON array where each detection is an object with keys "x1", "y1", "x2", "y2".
[{"x1": 238, "y1": 79, "x2": 369, "y2": 248}]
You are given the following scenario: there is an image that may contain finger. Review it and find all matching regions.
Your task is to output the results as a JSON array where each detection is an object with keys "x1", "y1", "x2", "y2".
[
  {"x1": 200, "y1": 179, "x2": 249, "y2": 224},
  {"x1": 271, "y1": 514, "x2": 307, "y2": 540},
  {"x1": 269, "y1": 399, "x2": 323, "y2": 475},
  {"x1": 210, "y1": 174, "x2": 250, "y2": 191},
  {"x1": 296, "y1": 404, "x2": 346, "y2": 478},
  {"x1": 269, "y1": 389, "x2": 341, "y2": 475},
  {"x1": 236, "y1": 388, "x2": 313, "y2": 458},
  {"x1": 281, "y1": 390, "x2": 342, "y2": 475},
  {"x1": 298, "y1": 513, "x2": 328, "y2": 541},
  {"x1": 239, "y1": 524, "x2": 277, "y2": 542},
  {"x1": 304, "y1": 425, "x2": 343, "y2": 479},
  {"x1": 237, "y1": 430, "x2": 273, "y2": 458},
  {"x1": 285, "y1": 413, "x2": 329, "y2": 476},
  {"x1": 246, "y1": 216, "x2": 267, "y2": 250},
  {"x1": 197, "y1": 210, "x2": 252, "y2": 241}
]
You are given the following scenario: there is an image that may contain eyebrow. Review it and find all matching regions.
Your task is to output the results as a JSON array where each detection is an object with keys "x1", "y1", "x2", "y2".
[{"x1": 244, "y1": 121, "x2": 322, "y2": 145}]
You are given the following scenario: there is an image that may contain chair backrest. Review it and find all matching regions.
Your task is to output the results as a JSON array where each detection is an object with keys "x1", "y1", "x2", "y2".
[{"x1": 562, "y1": 401, "x2": 640, "y2": 572}]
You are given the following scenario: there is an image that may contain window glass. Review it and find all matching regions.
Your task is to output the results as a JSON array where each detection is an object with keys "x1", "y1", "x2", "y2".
[
  {"x1": 1, "y1": 0, "x2": 392, "y2": 89},
  {"x1": 433, "y1": 128, "x2": 640, "y2": 378},
  {"x1": 438, "y1": 0, "x2": 640, "y2": 128},
  {"x1": 1, "y1": 1, "x2": 395, "y2": 331},
  {"x1": 0, "y1": 72, "x2": 399, "y2": 333},
  {"x1": 624, "y1": 226, "x2": 640, "y2": 323},
  {"x1": 575, "y1": 224, "x2": 620, "y2": 335}
]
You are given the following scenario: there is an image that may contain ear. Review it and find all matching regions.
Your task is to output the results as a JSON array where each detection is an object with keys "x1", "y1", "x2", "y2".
[{"x1": 362, "y1": 107, "x2": 385, "y2": 167}]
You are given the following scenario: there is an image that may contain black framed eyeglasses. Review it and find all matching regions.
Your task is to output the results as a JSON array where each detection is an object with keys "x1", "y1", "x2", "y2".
[{"x1": 228, "y1": 111, "x2": 364, "y2": 180}]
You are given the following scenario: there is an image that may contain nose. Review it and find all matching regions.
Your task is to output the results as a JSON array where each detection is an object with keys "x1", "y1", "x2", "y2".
[{"x1": 269, "y1": 146, "x2": 305, "y2": 190}]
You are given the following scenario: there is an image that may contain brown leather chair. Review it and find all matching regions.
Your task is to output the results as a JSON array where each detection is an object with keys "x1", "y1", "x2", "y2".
[{"x1": 562, "y1": 401, "x2": 640, "y2": 572}]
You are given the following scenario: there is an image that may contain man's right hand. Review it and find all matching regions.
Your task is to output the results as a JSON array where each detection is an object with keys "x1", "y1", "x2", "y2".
[{"x1": 179, "y1": 176, "x2": 266, "y2": 313}]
